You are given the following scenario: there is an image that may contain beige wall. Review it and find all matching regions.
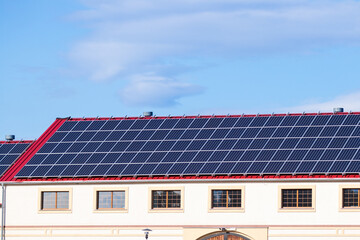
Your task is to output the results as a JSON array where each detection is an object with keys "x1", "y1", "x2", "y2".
[{"x1": 3, "y1": 179, "x2": 360, "y2": 239}]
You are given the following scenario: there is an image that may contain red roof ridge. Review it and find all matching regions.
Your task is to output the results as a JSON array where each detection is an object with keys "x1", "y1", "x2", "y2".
[
  {"x1": 0, "y1": 119, "x2": 66, "y2": 181},
  {"x1": 65, "y1": 112, "x2": 360, "y2": 121}
]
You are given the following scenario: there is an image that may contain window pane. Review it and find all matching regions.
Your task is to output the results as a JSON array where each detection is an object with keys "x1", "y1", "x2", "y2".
[
  {"x1": 343, "y1": 189, "x2": 359, "y2": 207},
  {"x1": 42, "y1": 192, "x2": 56, "y2": 209},
  {"x1": 152, "y1": 190, "x2": 181, "y2": 209},
  {"x1": 282, "y1": 189, "x2": 312, "y2": 208},
  {"x1": 212, "y1": 190, "x2": 241, "y2": 208},
  {"x1": 113, "y1": 191, "x2": 126, "y2": 209},
  {"x1": 57, "y1": 192, "x2": 69, "y2": 209},
  {"x1": 98, "y1": 191, "x2": 112, "y2": 208}
]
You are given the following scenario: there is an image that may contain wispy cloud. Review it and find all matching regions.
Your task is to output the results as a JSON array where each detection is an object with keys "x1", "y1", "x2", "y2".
[
  {"x1": 68, "y1": 0, "x2": 360, "y2": 105},
  {"x1": 119, "y1": 74, "x2": 204, "y2": 106},
  {"x1": 284, "y1": 91, "x2": 360, "y2": 113}
]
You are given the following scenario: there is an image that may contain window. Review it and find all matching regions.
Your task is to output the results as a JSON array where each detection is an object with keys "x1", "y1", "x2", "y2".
[
  {"x1": 211, "y1": 190, "x2": 242, "y2": 208},
  {"x1": 41, "y1": 191, "x2": 69, "y2": 210},
  {"x1": 208, "y1": 186, "x2": 244, "y2": 212},
  {"x1": 97, "y1": 191, "x2": 125, "y2": 209},
  {"x1": 152, "y1": 190, "x2": 181, "y2": 209},
  {"x1": 343, "y1": 188, "x2": 360, "y2": 208},
  {"x1": 281, "y1": 189, "x2": 312, "y2": 208}
]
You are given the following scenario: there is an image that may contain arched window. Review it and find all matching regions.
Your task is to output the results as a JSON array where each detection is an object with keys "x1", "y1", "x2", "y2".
[{"x1": 199, "y1": 231, "x2": 251, "y2": 240}]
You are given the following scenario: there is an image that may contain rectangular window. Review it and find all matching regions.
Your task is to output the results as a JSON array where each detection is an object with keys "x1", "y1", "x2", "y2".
[
  {"x1": 282, "y1": 189, "x2": 312, "y2": 208},
  {"x1": 41, "y1": 191, "x2": 69, "y2": 210},
  {"x1": 343, "y1": 188, "x2": 360, "y2": 208},
  {"x1": 97, "y1": 191, "x2": 125, "y2": 209},
  {"x1": 152, "y1": 190, "x2": 181, "y2": 209},
  {"x1": 211, "y1": 190, "x2": 241, "y2": 208}
]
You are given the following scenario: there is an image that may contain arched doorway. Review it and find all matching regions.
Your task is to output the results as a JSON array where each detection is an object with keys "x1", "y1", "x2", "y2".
[{"x1": 199, "y1": 231, "x2": 251, "y2": 240}]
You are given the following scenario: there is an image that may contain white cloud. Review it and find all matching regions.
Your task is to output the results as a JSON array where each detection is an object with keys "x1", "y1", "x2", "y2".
[
  {"x1": 285, "y1": 91, "x2": 360, "y2": 113},
  {"x1": 120, "y1": 74, "x2": 204, "y2": 106},
  {"x1": 68, "y1": 0, "x2": 360, "y2": 105}
]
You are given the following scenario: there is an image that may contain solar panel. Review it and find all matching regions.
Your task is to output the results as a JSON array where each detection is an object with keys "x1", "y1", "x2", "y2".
[
  {"x1": 15, "y1": 114, "x2": 360, "y2": 178},
  {"x1": 0, "y1": 142, "x2": 31, "y2": 177}
]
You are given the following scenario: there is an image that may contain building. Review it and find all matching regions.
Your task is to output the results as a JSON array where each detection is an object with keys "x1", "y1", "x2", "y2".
[{"x1": 1, "y1": 111, "x2": 360, "y2": 240}]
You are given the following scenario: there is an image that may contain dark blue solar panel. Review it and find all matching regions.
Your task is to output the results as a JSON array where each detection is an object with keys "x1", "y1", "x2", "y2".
[
  {"x1": 115, "y1": 120, "x2": 135, "y2": 130},
  {"x1": 280, "y1": 139, "x2": 300, "y2": 149},
  {"x1": 303, "y1": 127, "x2": 322, "y2": 137},
  {"x1": 219, "y1": 118, "x2": 238, "y2": 128},
  {"x1": 233, "y1": 139, "x2": 252, "y2": 149},
  {"x1": 180, "y1": 130, "x2": 199, "y2": 139},
  {"x1": 329, "y1": 161, "x2": 350, "y2": 173},
  {"x1": 343, "y1": 115, "x2": 360, "y2": 125},
  {"x1": 199, "y1": 163, "x2": 220, "y2": 174},
  {"x1": 204, "y1": 118, "x2": 223, "y2": 128},
  {"x1": 231, "y1": 161, "x2": 251, "y2": 174},
  {"x1": 281, "y1": 116, "x2": 299, "y2": 126},
  {"x1": 327, "y1": 115, "x2": 346, "y2": 125},
  {"x1": 63, "y1": 132, "x2": 82, "y2": 141},
  {"x1": 106, "y1": 131, "x2": 125, "y2": 141},
  {"x1": 188, "y1": 118, "x2": 208, "y2": 128},
  {"x1": 263, "y1": 161, "x2": 283, "y2": 173},
  {"x1": 226, "y1": 129, "x2": 245, "y2": 138},
  {"x1": 130, "y1": 120, "x2": 148, "y2": 130},
  {"x1": 158, "y1": 119, "x2": 179, "y2": 129},
  {"x1": 337, "y1": 126, "x2": 355, "y2": 136},
  {"x1": 344, "y1": 161, "x2": 360, "y2": 173},
  {"x1": 167, "y1": 163, "x2": 189, "y2": 174},
  {"x1": 296, "y1": 138, "x2": 316, "y2": 149},
  {"x1": 296, "y1": 116, "x2": 315, "y2": 126},
  {"x1": 265, "y1": 116, "x2": 284, "y2": 126},
  {"x1": 256, "y1": 150, "x2": 276, "y2": 161},
  {"x1": 101, "y1": 120, "x2": 120, "y2": 130},
  {"x1": 215, "y1": 162, "x2": 235, "y2": 174},
  {"x1": 202, "y1": 140, "x2": 221, "y2": 150},
  {"x1": 311, "y1": 115, "x2": 329, "y2": 125},
  {"x1": 218, "y1": 140, "x2": 237, "y2": 150},
  {"x1": 320, "y1": 126, "x2": 338, "y2": 137},
  {"x1": 16, "y1": 114, "x2": 360, "y2": 179},
  {"x1": 211, "y1": 129, "x2": 230, "y2": 139},
  {"x1": 174, "y1": 119, "x2": 194, "y2": 128},
  {"x1": 152, "y1": 163, "x2": 173, "y2": 175},
  {"x1": 73, "y1": 121, "x2": 91, "y2": 131},
  {"x1": 264, "y1": 139, "x2": 284, "y2": 149},
  {"x1": 249, "y1": 117, "x2": 268, "y2": 127},
  {"x1": 272, "y1": 150, "x2": 292, "y2": 160},
  {"x1": 172, "y1": 141, "x2": 191, "y2": 151},
  {"x1": 296, "y1": 161, "x2": 316, "y2": 173},
  {"x1": 57, "y1": 121, "x2": 77, "y2": 131},
  {"x1": 137, "y1": 163, "x2": 157, "y2": 175},
  {"x1": 279, "y1": 161, "x2": 300, "y2": 173},
  {"x1": 234, "y1": 117, "x2": 253, "y2": 127},
  {"x1": 257, "y1": 128, "x2": 276, "y2": 137},
  {"x1": 144, "y1": 119, "x2": 164, "y2": 129},
  {"x1": 156, "y1": 141, "x2": 176, "y2": 151},
  {"x1": 165, "y1": 130, "x2": 183, "y2": 139},
  {"x1": 311, "y1": 161, "x2": 333, "y2": 173},
  {"x1": 321, "y1": 150, "x2": 340, "y2": 160},
  {"x1": 247, "y1": 161, "x2": 267, "y2": 173},
  {"x1": 87, "y1": 121, "x2": 106, "y2": 130},
  {"x1": 183, "y1": 163, "x2": 203, "y2": 174},
  {"x1": 328, "y1": 138, "x2": 347, "y2": 148},
  {"x1": 241, "y1": 128, "x2": 260, "y2": 138},
  {"x1": 248, "y1": 139, "x2": 268, "y2": 149},
  {"x1": 288, "y1": 127, "x2": 307, "y2": 137}
]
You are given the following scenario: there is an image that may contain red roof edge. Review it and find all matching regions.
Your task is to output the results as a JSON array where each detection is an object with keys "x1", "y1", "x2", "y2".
[{"x1": 1, "y1": 118, "x2": 66, "y2": 182}]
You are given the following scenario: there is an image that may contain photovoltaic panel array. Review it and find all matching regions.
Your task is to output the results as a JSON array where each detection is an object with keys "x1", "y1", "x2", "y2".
[
  {"x1": 0, "y1": 142, "x2": 31, "y2": 177},
  {"x1": 15, "y1": 114, "x2": 360, "y2": 178}
]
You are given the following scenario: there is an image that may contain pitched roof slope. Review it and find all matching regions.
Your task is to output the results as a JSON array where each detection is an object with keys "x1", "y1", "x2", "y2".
[{"x1": 7, "y1": 112, "x2": 360, "y2": 181}]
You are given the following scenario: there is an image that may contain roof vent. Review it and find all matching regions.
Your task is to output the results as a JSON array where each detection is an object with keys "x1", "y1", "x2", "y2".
[
  {"x1": 143, "y1": 111, "x2": 153, "y2": 117},
  {"x1": 333, "y1": 107, "x2": 344, "y2": 113},
  {"x1": 5, "y1": 135, "x2": 15, "y2": 141}
]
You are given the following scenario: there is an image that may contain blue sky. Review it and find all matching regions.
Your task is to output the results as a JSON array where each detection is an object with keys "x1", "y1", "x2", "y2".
[{"x1": 2, "y1": 0, "x2": 360, "y2": 140}]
